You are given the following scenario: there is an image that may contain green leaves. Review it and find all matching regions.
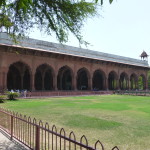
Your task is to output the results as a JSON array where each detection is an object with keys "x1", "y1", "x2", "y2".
[
  {"x1": 0, "y1": 0, "x2": 113, "y2": 44},
  {"x1": 0, "y1": 0, "x2": 6, "y2": 7},
  {"x1": 0, "y1": 14, "x2": 13, "y2": 32},
  {"x1": 109, "y1": 0, "x2": 113, "y2": 4},
  {"x1": 95, "y1": 0, "x2": 113, "y2": 5}
]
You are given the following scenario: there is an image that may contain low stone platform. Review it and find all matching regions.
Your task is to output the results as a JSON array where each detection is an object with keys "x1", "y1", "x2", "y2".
[{"x1": 26, "y1": 90, "x2": 113, "y2": 98}]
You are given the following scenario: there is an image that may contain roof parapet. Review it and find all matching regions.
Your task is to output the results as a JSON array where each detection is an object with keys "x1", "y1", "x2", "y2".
[{"x1": 0, "y1": 32, "x2": 149, "y2": 68}]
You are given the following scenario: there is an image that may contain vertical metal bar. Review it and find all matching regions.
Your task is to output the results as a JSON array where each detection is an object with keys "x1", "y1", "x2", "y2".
[
  {"x1": 56, "y1": 134, "x2": 57, "y2": 150},
  {"x1": 60, "y1": 137, "x2": 61, "y2": 150},
  {"x1": 45, "y1": 129, "x2": 47, "y2": 150},
  {"x1": 41, "y1": 128, "x2": 43, "y2": 149},
  {"x1": 18, "y1": 117, "x2": 21, "y2": 140},
  {"x1": 29, "y1": 122, "x2": 31, "y2": 147},
  {"x1": 10, "y1": 115, "x2": 13, "y2": 140},
  {"x1": 35, "y1": 125, "x2": 40, "y2": 150},
  {"x1": 31, "y1": 124, "x2": 36, "y2": 147},
  {"x1": 52, "y1": 133, "x2": 53, "y2": 150},
  {"x1": 48, "y1": 132, "x2": 50, "y2": 150},
  {"x1": 14, "y1": 116, "x2": 16, "y2": 138}
]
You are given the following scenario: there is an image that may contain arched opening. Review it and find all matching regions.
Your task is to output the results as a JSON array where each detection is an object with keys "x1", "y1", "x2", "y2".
[
  {"x1": 138, "y1": 75, "x2": 146, "y2": 90},
  {"x1": 108, "y1": 71, "x2": 118, "y2": 90},
  {"x1": 23, "y1": 70, "x2": 30, "y2": 90},
  {"x1": 77, "y1": 68, "x2": 89, "y2": 90},
  {"x1": 93, "y1": 70, "x2": 105, "y2": 90},
  {"x1": 35, "y1": 64, "x2": 54, "y2": 90},
  {"x1": 119, "y1": 72, "x2": 129, "y2": 90},
  {"x1": 7, "y1": 62, "x2": 31, "y2": 90},
  {"x1": 57, "y1": 66, "x2": 72, "y2": 90},
  {"x1": 44, "y1": 70, "x2": 53, "y2": 90},
  {"x1": 35, "y1": 71, "x2": 42, "y2": 90},
  {"x1": 130, "y1": 74, "x2": 138, "y2": 90}
]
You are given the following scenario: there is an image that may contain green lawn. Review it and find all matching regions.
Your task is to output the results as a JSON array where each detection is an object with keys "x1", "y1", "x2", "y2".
[{"x1": 1, "y1": 95, "x2": 150, "y2": 150}]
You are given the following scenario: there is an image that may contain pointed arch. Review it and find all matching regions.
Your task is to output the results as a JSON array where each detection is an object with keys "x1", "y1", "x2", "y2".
[
  {"x1": 108, "y1": 71, "x2": 118, "y2": 90},
  {"x1": 138, "y1": 74, "x2": 146, "y2": 90},
  {"x1": 92, "y1": 69, "x2": 106, "y2": 90},
  {"x1": 35, "y1": 64, "x2": 54, "y2": 90},
  {"x1": 130, "y1": 73, "x2": 138, "y2": 90},
  {"x1": 119, "y1": 72, "x2": 129, "y2": 90},
  {"x1": 57, "y1": 65, "x2": 73, "y2": 90},
  {"x1": 7, "y1": 61, "x2": 31, "y2": 90},
  {"x1": 77, "y1": 68, "x2": 90, "y2": 90}
]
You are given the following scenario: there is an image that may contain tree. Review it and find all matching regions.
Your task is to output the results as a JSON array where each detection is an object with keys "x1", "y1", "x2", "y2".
[
  {"x1": 0, "y1": 14, "x2": 13, "y2": 32},
  {"x1": 138, "y1": 76, "x2": 144, "y2": 90},
  {"x1": 0, "y1": 0, "x2": 113, "y2": 44}
]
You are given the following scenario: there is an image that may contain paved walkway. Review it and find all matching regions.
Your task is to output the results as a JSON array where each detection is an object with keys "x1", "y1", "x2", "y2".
[{"x1": 0, "y1": 129, "x2": 29, "y2": 150}]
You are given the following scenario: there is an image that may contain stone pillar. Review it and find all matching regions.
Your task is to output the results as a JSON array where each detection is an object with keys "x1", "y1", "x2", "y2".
[
  {"x1": 0, "y1": 71, "x2": 2, "y2": 91},
  {"x1": 127, "y1": 79, "x2": 129, "y2": 90},
  {"x1": 135, "y1": 80, "x2": 138, "y2": 90},
  {"x1": 128, "y1": 80, "x2": 131, "y2": 90},
  {"x1": 53, "y1": 75, "x2": 58, "y2": 91},
  {"x1": 31, "y1": 73, "x2": 35, "y2": 91},
  {"x1": 116, "y1": 79, "x2": 120, "y2": 90},
  {"x1": 104, "y1": 78, "x2": 108, "y2": 90},
  {"x1": 88, "y1": 77, "x2": 92, "y2": 90},
  {"x1": 145, "y1": 79, "x2": 148, "y2": 90},
  {"x1": 3, "y1": 71, "x2": 8, "y2": 91},
  {"x1": 72, "y1": 74, "x2": 77, "y2": 90}
]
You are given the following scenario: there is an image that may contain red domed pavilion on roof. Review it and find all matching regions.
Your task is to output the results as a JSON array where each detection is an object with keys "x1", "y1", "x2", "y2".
[{"x1": 140, "y1": 50, "x2": 149, "y2": 60}]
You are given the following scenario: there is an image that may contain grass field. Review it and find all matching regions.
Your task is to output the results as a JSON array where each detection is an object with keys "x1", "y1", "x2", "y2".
[{"x1": 1, "y1": 95, "x2": 150, "y2": 150}]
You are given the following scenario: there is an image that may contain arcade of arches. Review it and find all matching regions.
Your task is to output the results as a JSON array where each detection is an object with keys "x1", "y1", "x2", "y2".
[{"x1": 6, "y1": 62, "x2": 147, "y2": 91}]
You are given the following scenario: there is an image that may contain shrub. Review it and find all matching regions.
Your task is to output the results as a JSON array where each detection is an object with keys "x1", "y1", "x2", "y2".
[
  {"x1": 0, "y1": 95, "x2": 7, "y2": 103},
  {"x1": 7, "y1": 92, "x2": 20, "y2": 100}
]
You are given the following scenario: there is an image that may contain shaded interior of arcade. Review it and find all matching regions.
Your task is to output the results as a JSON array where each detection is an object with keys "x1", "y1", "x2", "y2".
[{"x1": 6, "y1": 62, "x2": 147, "y2": 91}]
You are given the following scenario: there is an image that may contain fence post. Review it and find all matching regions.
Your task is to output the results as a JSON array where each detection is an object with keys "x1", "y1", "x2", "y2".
[
  {"x1": 35, "y1": 125, "x2": 40, "y2": 150},
  {"x1": 10, "y1": 115, "x2": 13, "y2": 140}
]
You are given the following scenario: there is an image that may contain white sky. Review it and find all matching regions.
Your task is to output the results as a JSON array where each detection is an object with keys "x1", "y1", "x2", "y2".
[{"x1": 29, "y1": 0, "x2": 150, "y2": 61}]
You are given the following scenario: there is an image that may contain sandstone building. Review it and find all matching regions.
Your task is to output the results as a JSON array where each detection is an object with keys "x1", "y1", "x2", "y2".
[{"x1": 0, "y1": 33, "x2": 149, "y2": 93}]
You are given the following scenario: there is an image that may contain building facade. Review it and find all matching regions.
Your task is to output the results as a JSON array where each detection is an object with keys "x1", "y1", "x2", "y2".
[{"x1": 0, "y1": 33, "x2": 149, "y2": 92}]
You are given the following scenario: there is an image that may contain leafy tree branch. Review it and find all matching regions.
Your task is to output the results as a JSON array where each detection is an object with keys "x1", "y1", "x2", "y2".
[{"x1": 0, "y1": 0, "x2": 113, "y2": 44}]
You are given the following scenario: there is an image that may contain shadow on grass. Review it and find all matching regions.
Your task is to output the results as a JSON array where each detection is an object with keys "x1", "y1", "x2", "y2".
[{"x1": 65, "y1": 114, "x2": 122, "y2": 130}]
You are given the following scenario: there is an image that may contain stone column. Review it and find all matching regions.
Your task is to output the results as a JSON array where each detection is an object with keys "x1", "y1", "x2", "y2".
[
  {"x1": 145, "y1": 79, "x2": 148, "y2": 90},
  {"x1": 2, "y1": 71, "x2": 8, "y2": 91},
  {"x1": 53, "y1": 71, "x2": 58, "y2": 91},
  {"x1": 104, "y1": 78, "x2": 108, "y2": 90},
  {"x1": 0, "y1": 71, "x2": 2, "y2": 91},
  {"x1": 0, "y1": 68, "x2": 8, "y2": 91},
  {"x1": 88, "y1": 77, "x2": 92, "y2": 90},
  {"x1": 135, "y1": 80, "x2": 138, "y2": 90},
  {"x1": 116, "y1": 79, "x2": 120, "y2": 90},
  {"x1": 53, "y1": 75, "x2": 58, "y2": 91},
  {"x1": 0, "y1": 70, "x2": 7, "y2": 92},
  {"x1": 127, "y1": 79, "x2": 130, "y2": 90},
  {"x1": 72, "y1": 74, "x2": 77, "y2": 90},
  {"x1": 128, "y1": 80, "x2": 130, "y2": 90},
  {"x1": 31, "y1": 73, "x2": 35, "y2": 91}
]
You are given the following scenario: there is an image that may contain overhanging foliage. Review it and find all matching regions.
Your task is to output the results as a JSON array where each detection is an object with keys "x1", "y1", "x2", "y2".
[{"x1": 0, "y1": 0, "x2": 113, "y2": 44}]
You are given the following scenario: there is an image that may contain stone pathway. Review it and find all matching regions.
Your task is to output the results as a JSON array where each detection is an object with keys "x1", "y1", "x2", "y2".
[{"x1": 0, "y1": 129, "x2": 29, "y2": 150}]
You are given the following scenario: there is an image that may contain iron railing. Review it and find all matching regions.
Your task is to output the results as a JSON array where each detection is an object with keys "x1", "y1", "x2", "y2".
[{"x1": 0, "y1": 108, "x2": 119, "y2": 150}]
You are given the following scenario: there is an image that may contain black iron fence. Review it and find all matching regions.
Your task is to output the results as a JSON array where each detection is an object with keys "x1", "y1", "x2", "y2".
[{"x1": 0, "y1": 108, "x2": 119, "y2": 150}]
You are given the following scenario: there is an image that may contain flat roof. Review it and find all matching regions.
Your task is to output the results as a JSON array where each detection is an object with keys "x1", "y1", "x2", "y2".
[{"x1": 0, "y1": 32, "x2": 149, "y2": 68}]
